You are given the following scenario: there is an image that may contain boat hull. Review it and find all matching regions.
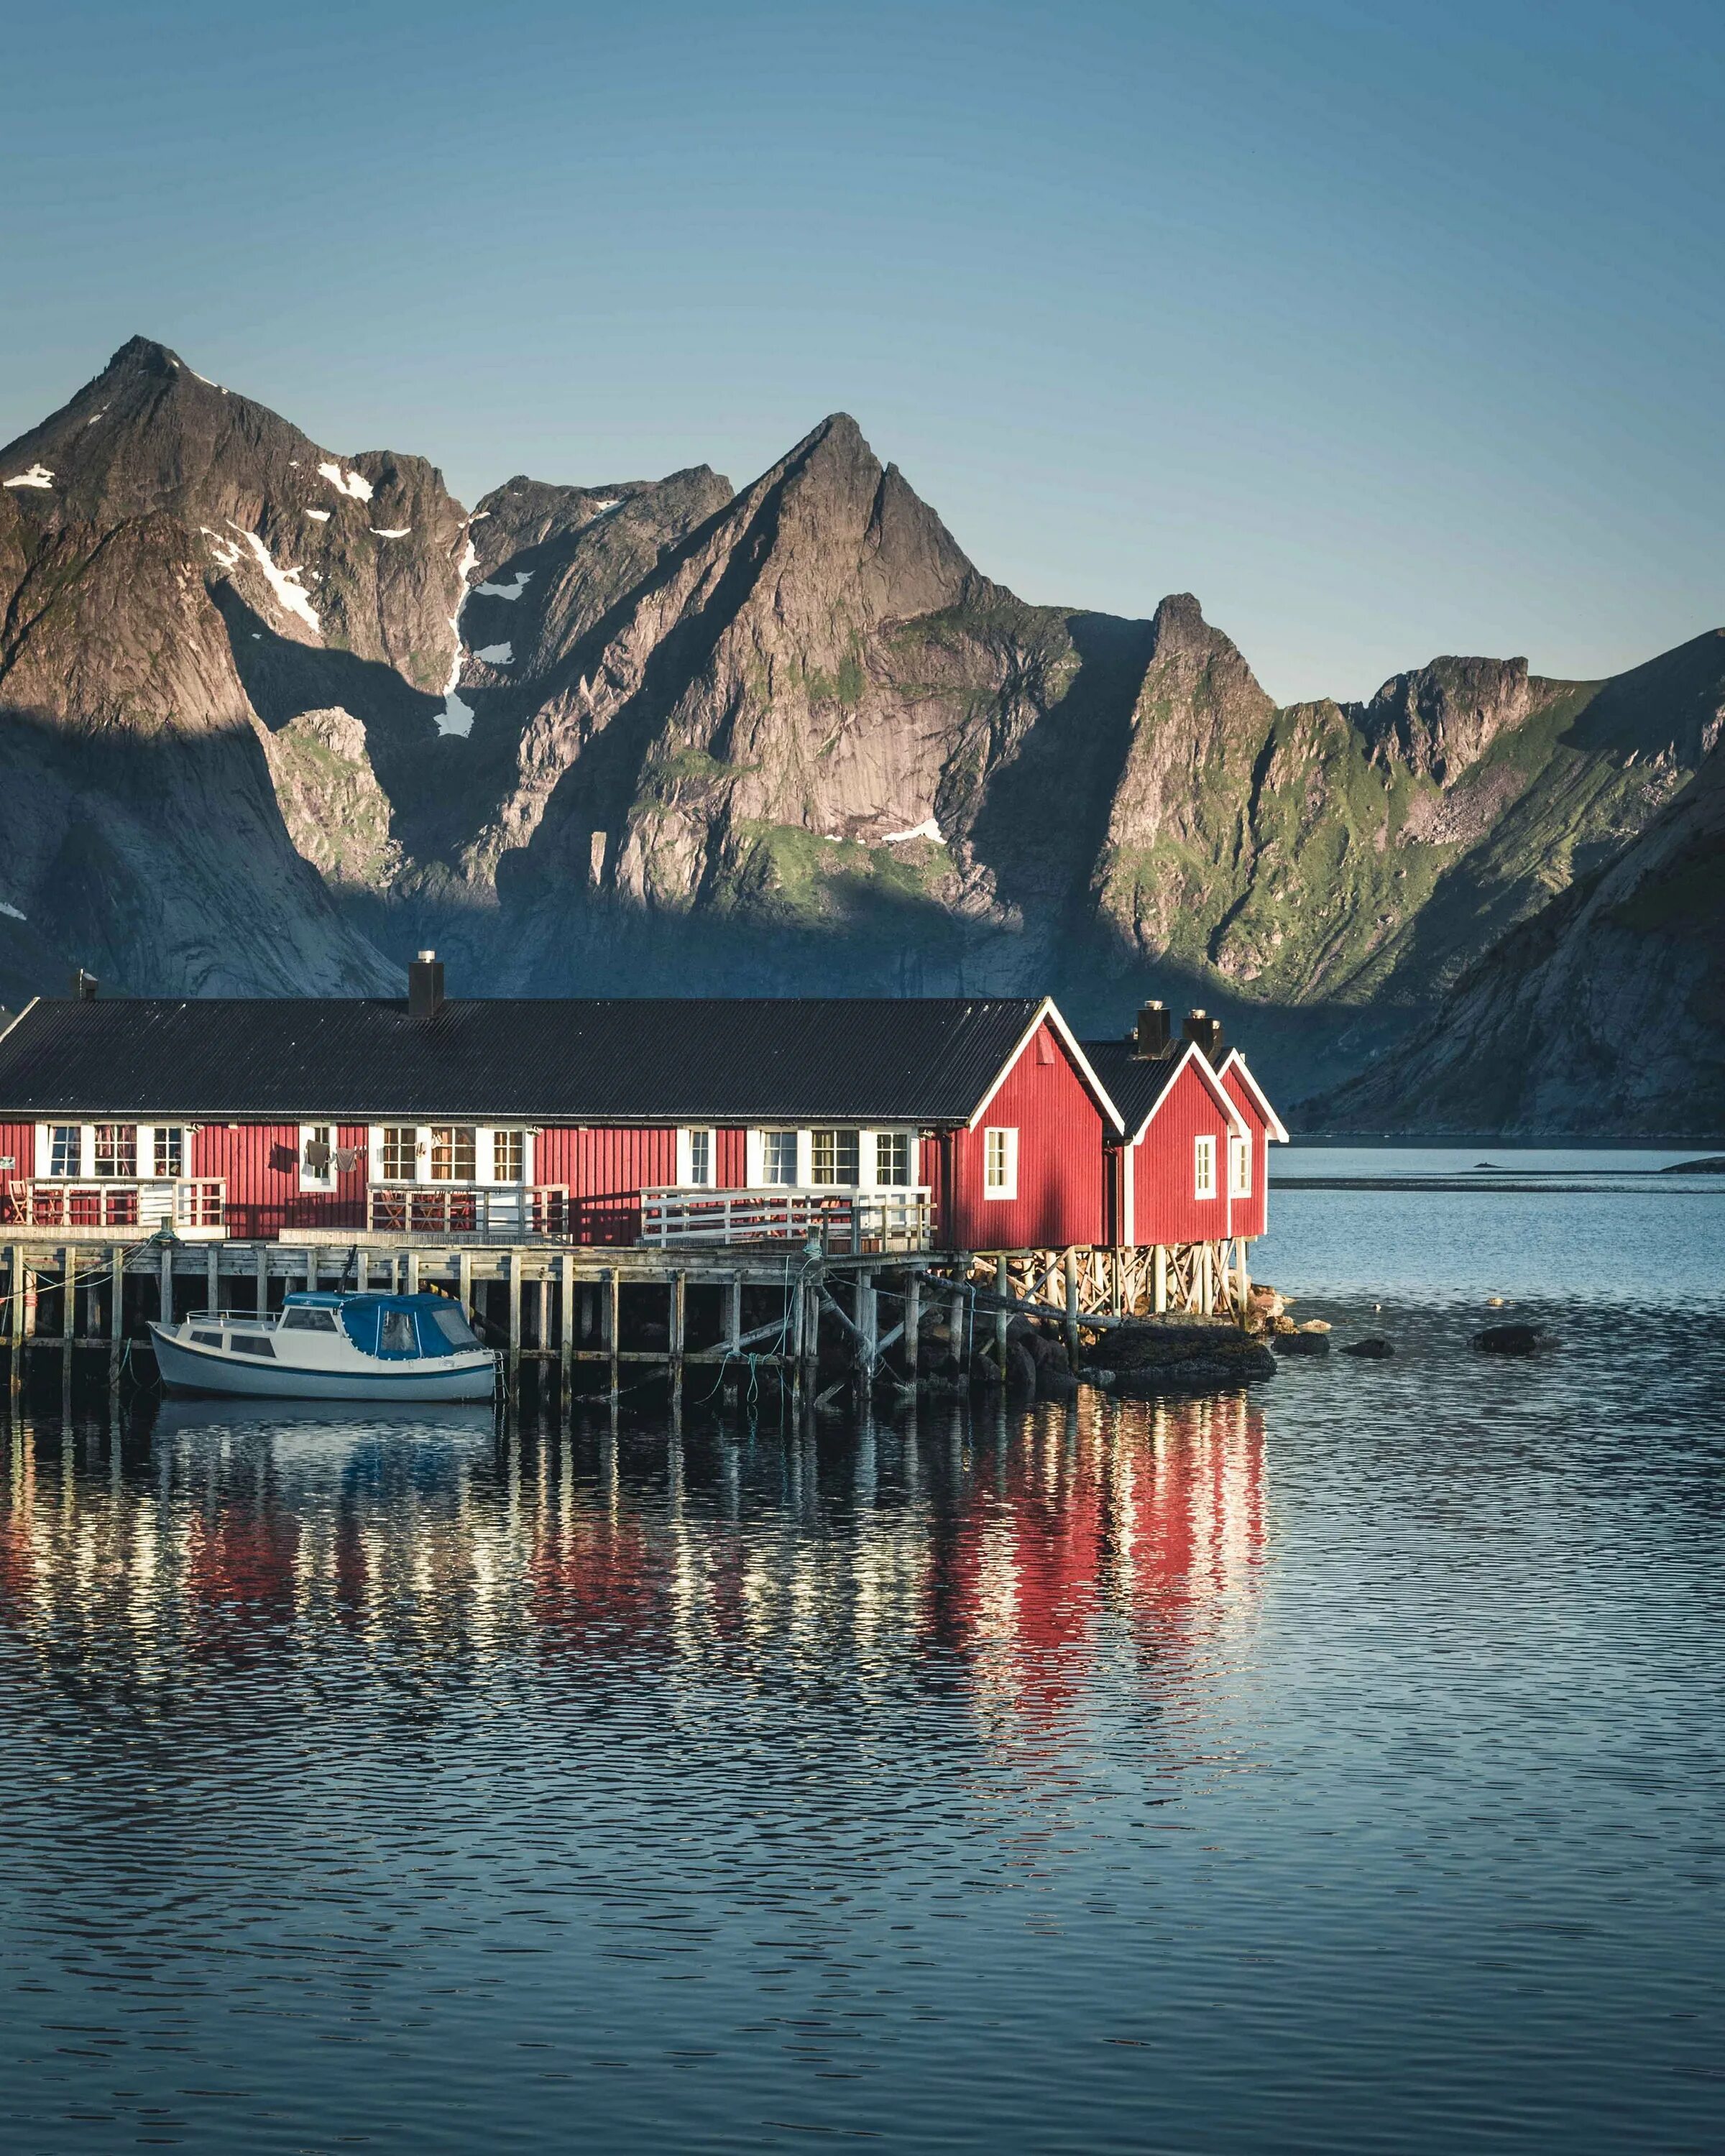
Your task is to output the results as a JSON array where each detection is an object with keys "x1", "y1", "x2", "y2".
[{"x1": 148, "y1": 1325, "x2": 497, "y2": 1403}]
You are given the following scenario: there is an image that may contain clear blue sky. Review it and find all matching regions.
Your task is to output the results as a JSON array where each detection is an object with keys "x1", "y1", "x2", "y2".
[{"x1": 3, "y1": 0, "x2": 1719, "y2": 704}]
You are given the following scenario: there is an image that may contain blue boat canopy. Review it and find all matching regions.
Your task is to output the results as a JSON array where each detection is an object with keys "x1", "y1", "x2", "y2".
[{"x1": 279, "y1": 1290, "x2": 482, "y2": 1360}]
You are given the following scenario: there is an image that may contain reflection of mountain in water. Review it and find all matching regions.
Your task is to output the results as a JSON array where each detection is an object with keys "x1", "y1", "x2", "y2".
[{"x1": 0, "y1": 1398, "x2": 1265, "y2": 1731}]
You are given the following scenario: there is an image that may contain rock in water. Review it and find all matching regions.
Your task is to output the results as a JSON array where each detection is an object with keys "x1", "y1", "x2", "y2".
[
  {"x1": 1341, "y1": 1336, "x2": 1395, "y2": 1358},
  {"x1": 1473, "y1": 1324, "x2": 1559, "y2": 1355},
  {"x1": 1272, "y1": 1329, "x2": 1330, "y2": 1355}
]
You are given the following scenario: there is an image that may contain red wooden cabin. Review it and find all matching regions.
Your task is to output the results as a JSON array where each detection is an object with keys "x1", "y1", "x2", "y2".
[{"x1": 0, "y1": 964, "x2": 1125, "y2": 1256}]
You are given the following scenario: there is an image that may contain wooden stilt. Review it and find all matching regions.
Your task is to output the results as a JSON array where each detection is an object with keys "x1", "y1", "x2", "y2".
[
  {"x1": 1064, "y1": 1246, "x2": 1080, "y2": 1364},
  {"x1": 1236, "y1": 1235, "x2": 1250, "y2": 1322},
  {"x1": 109, "y1": 1248, "x2": 124, "y2": 1392},
  {"x1": 993, "y1": 1253, "x2": 1009, "y2": 1366},
  {"x1": 8, "y1": 1245, "x2": 23, "y2": 1406},
  {"x1": 607, "y1": 1268, "x2": 620, "y2": 1403},
  {"x1": 205, "y1": 1243, "x2": 218, "y2": 1319},
  {"x1": 405, "y1": 1248, "x2": 420, "y2": 1297},
  {"x1": 559, "y1": 1253, "x2": 575, "y2": 1386},
  {"x1": 670, "y1": 1270, "x2": 686, "y2": 1397},
  {"x1": 158, "y1": 1240, "x2": 172, "y2": 1329},
  {"x1": 1154, "y1": 1245, "x2": 1167, "y2": 1314},
  {"x1": 506, "y1": 1250, "x2": 522, "y2": 1388},
  {"x1": 256, "y1": 1242, "x2": 270, "y2": 1315},
  {"x1": 458, "y1": 1248, "x2": 473, "y2": 1327},
  {"x1": 904, "y1": 1272, "x2": 921, "y2": 1376}
]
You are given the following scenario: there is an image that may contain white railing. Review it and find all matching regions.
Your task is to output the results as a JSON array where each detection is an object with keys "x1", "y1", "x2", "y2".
[
  {"x1": 3, "y1": 1179, "x2": 226, "y2": 1232},
  {"x1": 367, "y1": 1184, "x2": 570, "y2": 1238},
  {"x1": 639, "y1": 1187, "x2": 932, "y2": 1253}
]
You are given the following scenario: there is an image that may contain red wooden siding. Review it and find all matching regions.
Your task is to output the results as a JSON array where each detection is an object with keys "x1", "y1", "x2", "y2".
[
  {"x1": 190, "y1": 1122, "x2": 369, "y2": 1240},
  {"x1": 1129, "y1": 1059, "x2": 1239, "y2": 1245},
  {"x1": 944, "y1": 1019, "x2": 1105, "y2": 1250},
  {"x1": 715, "y1": 1128, "x2": 747, "y2": 1187},
  {"x1": 1218, "y1": 1068, "x2": 1269, "y2": 1238},
  {"x1": 534, "y1": 1125, "x2": 678, "y2": 1244},
  {"x1": 0, "y1": 1120, "x2": 32, "y2": 1209}
]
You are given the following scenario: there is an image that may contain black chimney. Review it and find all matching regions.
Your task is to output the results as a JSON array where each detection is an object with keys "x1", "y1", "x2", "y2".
[
  {"x1": 1132, "y1": 1000, "x2": 1172, "y2": 1059},
  {"x1": 408, "y1": 949, "x2": 445, "y2": 1021},
  {"x1": 1183, "y1": 1008, "x2": 1222, "y2": 1061},
  {"x1": 70, "y1": 967, "x2": 98, "y2": 1002}
]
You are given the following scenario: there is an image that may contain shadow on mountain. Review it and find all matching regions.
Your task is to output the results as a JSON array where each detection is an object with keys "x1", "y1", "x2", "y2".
[{"x1": 0, "y1": 700, "x2": 392, "y2": 997}]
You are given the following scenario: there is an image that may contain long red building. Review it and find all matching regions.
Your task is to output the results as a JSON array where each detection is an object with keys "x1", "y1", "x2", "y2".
[{"x1": 0, "y1": 962, "x2": 1284, "y2": 1281}]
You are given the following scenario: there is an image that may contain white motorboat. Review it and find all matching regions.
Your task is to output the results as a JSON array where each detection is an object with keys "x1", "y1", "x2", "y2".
[{"x1": 148, "y1": 1290, "x2": 500, "y2": 1403}]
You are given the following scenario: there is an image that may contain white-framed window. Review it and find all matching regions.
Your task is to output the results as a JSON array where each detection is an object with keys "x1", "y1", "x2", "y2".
[
  {"x1": 760, "y1": 1129, "x2": 798, "y2": 1187},
  {"x1": 429, "y1": 1125, "x2": 478, "y2": 1182},
  {"x1": 1228, "y1": 1133, "x2": 1252, "y2": 1198},
  {"x1": 154, "y1": 1125, "x2": 185, "y2": 1179},
  {"x1": 678, "y1": 1128, "x2": 714, "y2": 1187},
  {"x1": 300, "y1": 1123, "x2": 335, "y2": 1191},
  {"x1": 811, "y1": 1128, "x2": 860, "y2": 1187},
  {"x1": 1195, "y1": 1134, "x2": 1217, "y2": 1199},
  {"x1": 93, "y1": 1124, "x2": 137, "y2": 1178},
  {"x1": 983, "y1": 1126, "x2": 1018, "y2": 1199},
  {"x1": 48, "y1": 1124, "x2": 81, "y2": 1177},
  {"x1": 875, "y1": 1130, "x2": 912, "y2": 1187},
  {"x1": 380, "y1": 1125, "x2": 419, "y2": 1181},
  {"x1": 492, "y1": 1129, "x2": 525, "y2": 1184}
]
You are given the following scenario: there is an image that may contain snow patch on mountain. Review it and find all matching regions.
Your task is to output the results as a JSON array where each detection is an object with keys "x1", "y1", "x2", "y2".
[
  {"x1": 370, "y1": 526, "x2": 410, "y2": 538},
  {"x1": 474, "y1": 570, "x2": 533, "y2": 601},
  {"x1": 883, "y1": 817, "x2": 944, "y2": 844},
  {"x1": 437, "y1": 538, "x2": 480, "y2": 737},
  {"x1": 234, "y1": 526, "x2": 321, "y2": 636},
  {"x1": 305, "y1": 508, "x2": 331, "y2": 522},
  {"x1": 4, "y1": 465, "x2": 53, "y2": 489},
  {"x1": 475, "y1": 642, "x2": 513, "y2": 664},
  {"x1": 317, "y1": 461, "x2": 373, "y2": 502}
]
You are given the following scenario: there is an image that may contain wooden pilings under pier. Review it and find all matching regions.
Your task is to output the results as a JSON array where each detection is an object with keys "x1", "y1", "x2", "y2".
[{"x1": 1, "y1": 1232, "x2": 1253, "y2": 1410}]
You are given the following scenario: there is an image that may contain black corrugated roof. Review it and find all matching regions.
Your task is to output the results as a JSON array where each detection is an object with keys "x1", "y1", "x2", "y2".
[
  {"x1": 1081, "y1": 1037, "x2": 1204, "y2": 1135},
  {"x1": 0, "y1": 996, "x2": 1052, "y2": 1123}
]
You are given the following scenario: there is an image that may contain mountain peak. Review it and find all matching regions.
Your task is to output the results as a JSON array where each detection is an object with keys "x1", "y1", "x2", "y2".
[{"x1": 105, "y1": 335, "x2": 190, "y2": 379}]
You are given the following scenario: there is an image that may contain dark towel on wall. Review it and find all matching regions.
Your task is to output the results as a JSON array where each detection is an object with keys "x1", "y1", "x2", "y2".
[
  {"x1": 333, "y1": 1147, "x2": 359, "y2": 1175},
  {"x1": 303, "y1": 1138, "x2": 332, "y2": 1174}
]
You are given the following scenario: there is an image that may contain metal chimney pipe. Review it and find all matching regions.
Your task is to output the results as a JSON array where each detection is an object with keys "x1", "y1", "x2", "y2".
[
  {"x1": 1133, "y1": 1000, "x2": 1172, "y2": 1059},
  {"x1": 70, "y1": 967, "x2": 98, "y2": 1001}
]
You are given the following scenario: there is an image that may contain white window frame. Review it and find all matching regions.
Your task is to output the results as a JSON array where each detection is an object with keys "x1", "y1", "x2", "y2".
[
  {"x1": 869, "y1": 1129, "x2": 916, "y2": 1189},
  {"x1": 152, "y1": 1125, "x2": 186, "y2": 1181},
  {"x1": 364, "y1": 1124, "x2": 533, "y2": 1186},
  {"x1": 1195, "y1": 1134, "x2": 1217, "y2": 1200},
  {"x1": 488, "y1": 1128, "x2": 529, "y2": 1185},
  {"x1": 983, "y1": 1125, "x2": 1018, "y2": 1200},
  {"x1": 36, "y1": 1121, "x2": 193, "y2": 1182},
  {"x1": 1228, "y1": 1132, "x2": 1252, "y2": 1199},
  {"x1": 677, "y1": 1127, "x2": 715, "y2": 1187},
  {"x1": 299, "y1": 1122, "x2": 336, "y2": 1192},
  {"x1": 747, "y1": 1127, "x2": 805, "y2": 1188}
]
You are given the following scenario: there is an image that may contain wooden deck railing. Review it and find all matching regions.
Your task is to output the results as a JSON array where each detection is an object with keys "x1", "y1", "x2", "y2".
[
  {"x1": 638, "y1": 1187, "x2": 932, "y2": 1253},
  {"x1": 367, "y1": 1184, "x2": 571, "y2": 1238},
  {"x1": 2, "y1": 1179, "x2": 226, "y2": 1231}
]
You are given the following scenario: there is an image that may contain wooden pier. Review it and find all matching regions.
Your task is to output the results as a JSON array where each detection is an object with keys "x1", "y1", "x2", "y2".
[{"x1": 1, "y1": 1231, "x2": 1251, "y2": 1411}]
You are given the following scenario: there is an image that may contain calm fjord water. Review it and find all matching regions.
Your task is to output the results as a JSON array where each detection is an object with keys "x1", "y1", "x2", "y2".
[{"x1": 3, "y1": 1155, "x2": 1723, "y2": 2154}]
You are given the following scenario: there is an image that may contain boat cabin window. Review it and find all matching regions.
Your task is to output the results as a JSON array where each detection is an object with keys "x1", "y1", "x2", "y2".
[
  {"x1": 431, "y1": 1307, "x2": 480, "y2": 1349},
  {"x1": 380, "y1": 1308, "x2": 418, "y2": 1354},
  {"x1": 229, "y1": 1334, "x2": 276, "y2": 1358},
  {"x1": 282, "y1": 1307, "x2": 339, "y2": 1332},
  {"x1": 191, "y1": 1330, "x2": 224, "y2": 1348}
]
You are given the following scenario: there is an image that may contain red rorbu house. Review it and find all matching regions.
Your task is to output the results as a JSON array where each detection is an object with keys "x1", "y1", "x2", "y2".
[
  {"x1": 0, "y1": 962, "x2": 1284, "y2": 1316},
  {"x1": 1082, "y1": 1001, "x2": 1288, "y2": 1312},
  {"x1": 0, "y1": 959, "x2": 1123, "y2": 1256}
]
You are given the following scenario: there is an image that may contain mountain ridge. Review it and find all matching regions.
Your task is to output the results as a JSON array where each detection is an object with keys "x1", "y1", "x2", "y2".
[{"x1": 2, "y1": 336, "x2": 1719, "y2": 1125}]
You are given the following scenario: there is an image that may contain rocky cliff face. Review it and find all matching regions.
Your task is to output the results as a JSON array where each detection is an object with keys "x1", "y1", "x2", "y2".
[
  {"x1": 3, "y1": 337, "x2": 1721, "y2": 1125},
  {"x1": 1312, "y1": 705, "x2": 1725, "y2": 1135}
]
